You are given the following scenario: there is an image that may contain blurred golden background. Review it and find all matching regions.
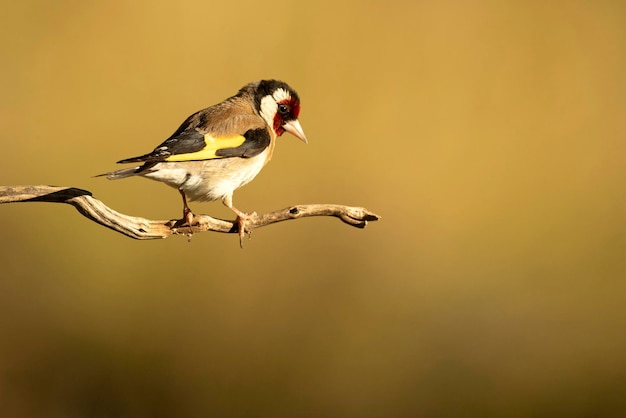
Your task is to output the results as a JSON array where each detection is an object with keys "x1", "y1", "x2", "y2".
[{"x1": 1, "y1": 0, "x2": 625, "y2": 416}]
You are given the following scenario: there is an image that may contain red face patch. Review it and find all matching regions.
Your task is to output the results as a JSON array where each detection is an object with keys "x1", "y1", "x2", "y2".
[{"x1": 273, "y1": 97, "x2": 300, "y2": 136}]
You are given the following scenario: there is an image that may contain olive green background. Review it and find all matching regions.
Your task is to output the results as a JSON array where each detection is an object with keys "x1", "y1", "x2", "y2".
[{"x1": 1, "y1": 1, "x2": 625, "y2": 416}]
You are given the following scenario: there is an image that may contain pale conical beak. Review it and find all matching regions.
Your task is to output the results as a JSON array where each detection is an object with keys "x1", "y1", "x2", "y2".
[{"x1": 282, "y1": 119, "x2": 308, "y2": 143}]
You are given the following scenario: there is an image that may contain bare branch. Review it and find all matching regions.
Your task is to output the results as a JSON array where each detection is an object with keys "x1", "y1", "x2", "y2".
[{"x1": 0, "y1": 185, "x2": 380, "y2": 240}]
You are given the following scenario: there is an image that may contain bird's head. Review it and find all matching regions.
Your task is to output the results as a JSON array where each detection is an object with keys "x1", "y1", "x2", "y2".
[{"x1": 250, "y1": 80, "x2": 308, "y2": 143}]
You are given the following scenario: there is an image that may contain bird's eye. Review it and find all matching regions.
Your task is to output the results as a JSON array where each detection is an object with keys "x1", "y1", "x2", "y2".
[{"x1": 278, "y1": 104, "x2": 289, "y2": 115}]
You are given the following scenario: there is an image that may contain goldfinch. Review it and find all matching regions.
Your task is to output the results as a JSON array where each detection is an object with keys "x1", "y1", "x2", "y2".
[{"x1": 101, "y1": 79, "x2": 307, "y2": 243}]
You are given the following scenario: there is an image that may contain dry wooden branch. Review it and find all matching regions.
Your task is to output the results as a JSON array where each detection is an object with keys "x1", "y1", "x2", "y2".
[{"x1": 0, "y1": 185, "x2": 380, "y2": 241}]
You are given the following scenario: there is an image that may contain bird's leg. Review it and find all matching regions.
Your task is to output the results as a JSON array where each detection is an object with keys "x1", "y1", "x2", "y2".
[
  {"x1": 222, "y1": 195, "x2": 256, "y2": 248},
  {"x1": 179, "y1": 190, "x2": 195, "y2": 226}
]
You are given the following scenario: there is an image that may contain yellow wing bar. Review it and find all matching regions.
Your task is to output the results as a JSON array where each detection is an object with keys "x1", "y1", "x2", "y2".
[{"x1": 164, "y1": 134, "x2": 247, "y2": 162}]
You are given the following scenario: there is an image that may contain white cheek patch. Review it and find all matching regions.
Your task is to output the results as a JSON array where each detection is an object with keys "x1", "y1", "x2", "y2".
[
  {"x1": 259, "y1": 88, "x2": 292, "y2": 129},
  {"x1": 259, "y1": 95, "x2": 277, "y2": 127}
]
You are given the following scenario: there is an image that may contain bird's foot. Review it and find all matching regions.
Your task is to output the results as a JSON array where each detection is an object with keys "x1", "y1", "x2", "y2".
[
  {"x1": 183, "y1": 206, "x2": 195, "y2": 226},
  {"x1": 169, "y1": 207, "x2": 197, "y2": 237},
  {"x1": 235, "y1": 211, "x2": 257, "y2": 248},
  {"x1": 177, "y1": 190, "x2": 197, "y2": 228},
  {"x1": 170, "y1": 216, "x2": 197, "y2": 228}
]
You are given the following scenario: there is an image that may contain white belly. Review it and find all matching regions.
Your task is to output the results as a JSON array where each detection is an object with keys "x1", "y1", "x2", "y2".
[{"x1": 142, "y1": 148, "x2": 270, "y2": 202}]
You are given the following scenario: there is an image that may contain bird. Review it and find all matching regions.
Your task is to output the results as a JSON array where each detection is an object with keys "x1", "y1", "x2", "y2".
[{"x1": 100, "y1": 79, "x2": 307, "y2": 246}]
